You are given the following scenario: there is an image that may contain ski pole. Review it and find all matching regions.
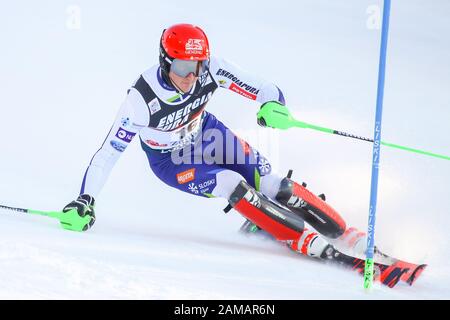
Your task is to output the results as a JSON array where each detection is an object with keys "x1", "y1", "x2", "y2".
[
  {"x1": 363, "y1": 0, "x2": 391, "y2": 290},
  {"x1": 257, "y1": 102, "x2": 450, "y2": 161},
  {"x1": 0, "y1": 204, "x2": 90, "y2": 232}
]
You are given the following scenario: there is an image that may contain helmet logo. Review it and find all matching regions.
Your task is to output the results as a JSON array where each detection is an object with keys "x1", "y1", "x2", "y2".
[{"x1": 185, "y1": 39, "x2": 203, "y2": 55}]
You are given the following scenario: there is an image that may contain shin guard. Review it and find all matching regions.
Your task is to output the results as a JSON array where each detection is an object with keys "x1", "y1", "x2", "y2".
[
  {"x1": 228, "y1": 181, "x2": 304, "y2": 241},
  {"x1": 276, "y1": 177, "x2": 346, "y2": 239}
]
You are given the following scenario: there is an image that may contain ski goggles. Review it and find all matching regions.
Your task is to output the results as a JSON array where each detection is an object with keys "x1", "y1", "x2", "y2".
[{"x1": 170, "y1": 59, "x2": 209, "y2": 78}]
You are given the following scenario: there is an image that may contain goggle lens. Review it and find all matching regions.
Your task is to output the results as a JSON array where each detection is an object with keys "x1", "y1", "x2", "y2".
[{"x1": 170, "y1": 59, "x2": 209, "y2": 78}]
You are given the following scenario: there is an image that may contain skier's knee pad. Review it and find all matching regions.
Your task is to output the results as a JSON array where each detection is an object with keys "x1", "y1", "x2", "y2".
[
  {"x1": 212, "y1": 170, "x2": 246, "y2": 199},
  {"x1": 228, "y1": 181, "x2": 304, "y2": 241},
  {"x1": 275, "y1": 177, "x2": 346, "y2": 239},
  {"x1": 259, "y1": 173, "x2": 284, "y2": 199}
]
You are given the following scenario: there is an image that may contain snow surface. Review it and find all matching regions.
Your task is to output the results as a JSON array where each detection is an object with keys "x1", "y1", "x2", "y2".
[{"x1": 1, "y1": 0, "x2": 449, "y2": 299}]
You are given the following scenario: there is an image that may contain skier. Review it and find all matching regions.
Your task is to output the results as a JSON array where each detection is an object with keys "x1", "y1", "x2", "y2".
[{"x1": 61, "y1": 24, "x2": 424, "y2": 286}]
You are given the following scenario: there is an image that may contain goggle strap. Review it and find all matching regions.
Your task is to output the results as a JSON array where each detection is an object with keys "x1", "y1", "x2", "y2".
[{"x1": 195, "y1": 61, "x2": 201, "y2": 76}]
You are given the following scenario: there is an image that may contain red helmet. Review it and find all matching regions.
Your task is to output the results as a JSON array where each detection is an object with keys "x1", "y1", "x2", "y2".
[
  {"x1": 161, "y1": 23, "x2": 210, "y2": 61},
  {"x1": 159, "y1": 24, "x2": 210, "y2": 83}
]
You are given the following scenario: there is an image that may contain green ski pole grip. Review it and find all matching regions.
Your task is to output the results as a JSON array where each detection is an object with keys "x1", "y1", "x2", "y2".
[{"x1": 29, "y1": 208, "x2": 90, "y2": 232}]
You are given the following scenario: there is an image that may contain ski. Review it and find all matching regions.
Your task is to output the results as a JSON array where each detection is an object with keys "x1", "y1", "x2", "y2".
[
  {"x1": 321, "y1": 245, "x2": 410, "y2": 288},
  {"x1": 339, "y1": 227, "x2": 428, "y2": 285},
  {"x1": 374, "y1": 247, "x2": 427, "y2": 286},
  {"x1": 321, "y1": 245, "x2": 428, "y2": 288},
  {"x1": 240, "y1": 220, "x2": 427, "y2": 287}
]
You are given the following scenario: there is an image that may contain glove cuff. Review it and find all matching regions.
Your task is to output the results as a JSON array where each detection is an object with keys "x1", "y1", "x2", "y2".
[{"x1": 79, "y1": 194, "x2": 95, "y2": 207}]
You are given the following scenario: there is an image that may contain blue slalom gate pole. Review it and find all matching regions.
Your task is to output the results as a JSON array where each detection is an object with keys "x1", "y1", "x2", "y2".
[{"x1": 364, "y1": 0, "x2": 392, "y2": 290}]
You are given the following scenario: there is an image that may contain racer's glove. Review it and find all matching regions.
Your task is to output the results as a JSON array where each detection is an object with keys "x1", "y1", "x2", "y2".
[
  {"x1": 62, "y1": 194, "x2": 96, "y2": 231},
  {"x1": 257, "y1": 101, "x2": 290, "y2": 128}
]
